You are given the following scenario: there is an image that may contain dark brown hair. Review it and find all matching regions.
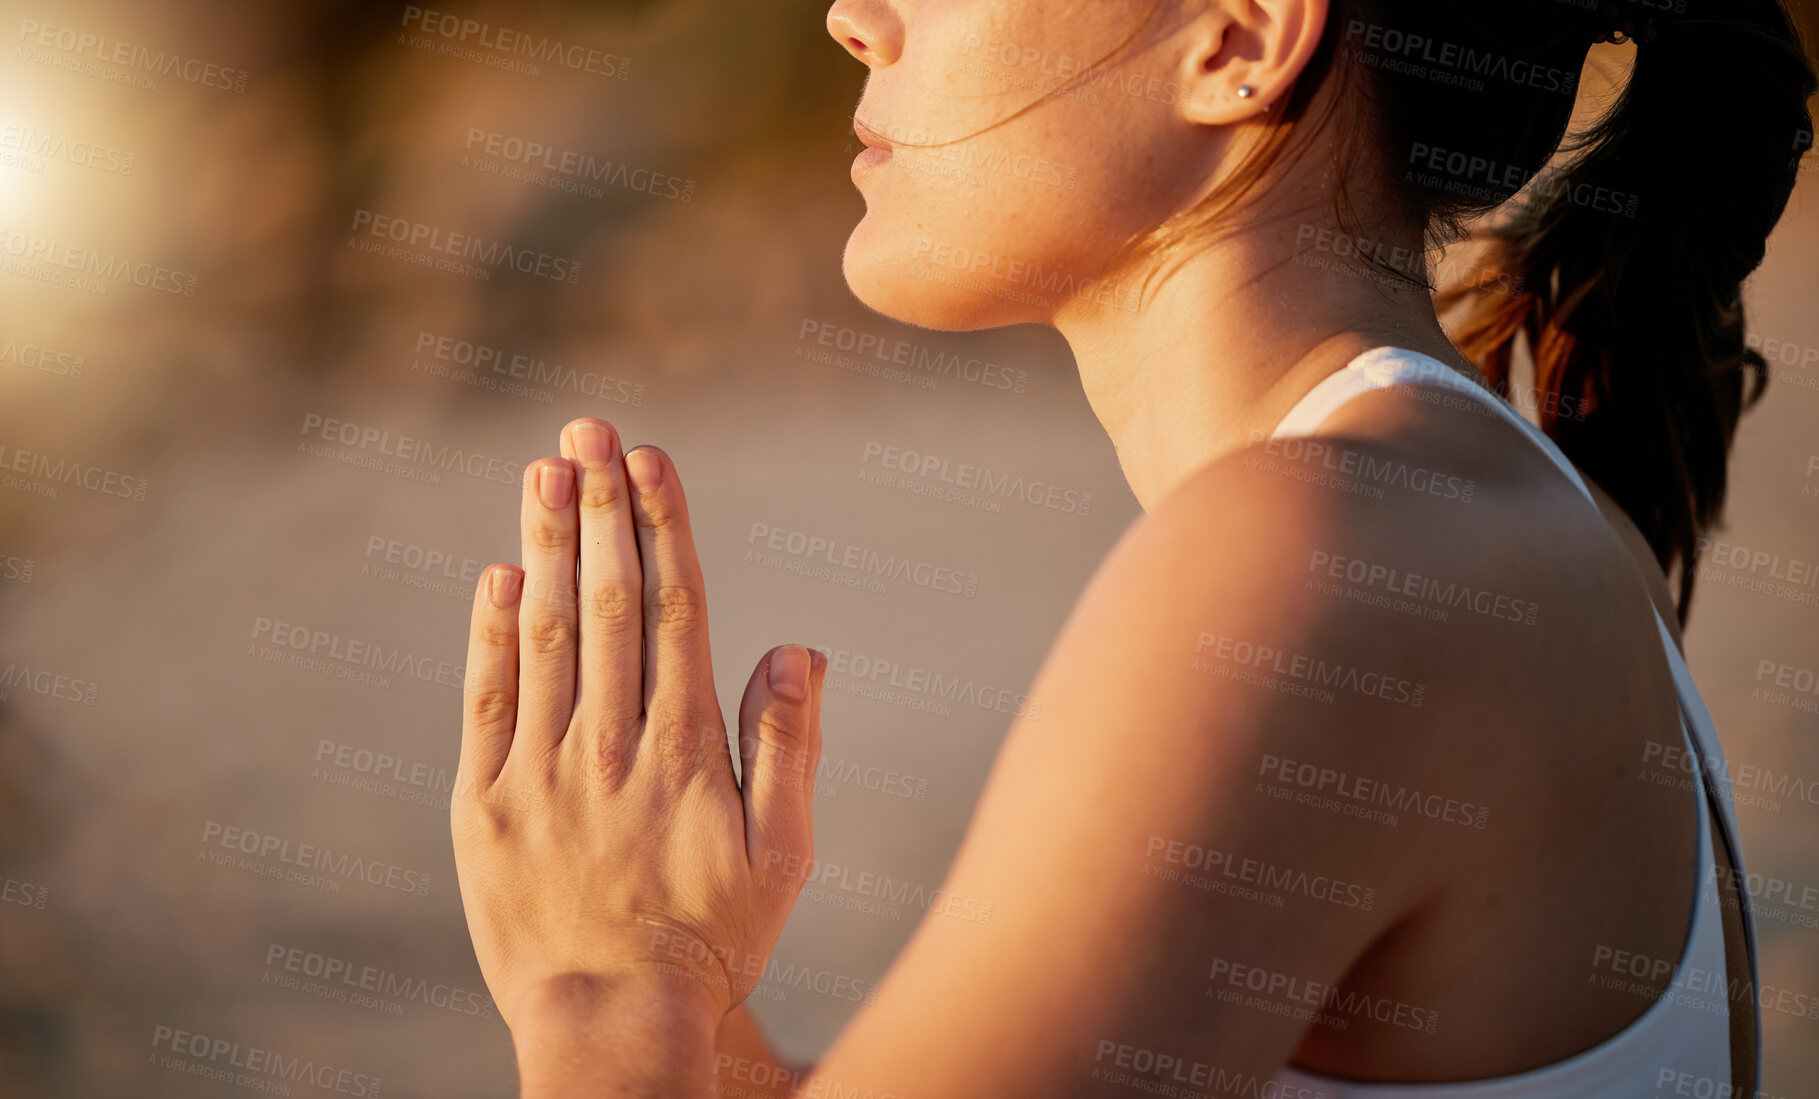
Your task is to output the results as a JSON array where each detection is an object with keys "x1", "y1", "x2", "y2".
[{"x1": 1133, "y1": 0, "x2": 1816, "y2": 622}]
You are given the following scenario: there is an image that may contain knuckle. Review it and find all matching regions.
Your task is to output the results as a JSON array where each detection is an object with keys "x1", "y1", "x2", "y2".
[
  {"x1": 577, "y1": 477, "x2": 622, "y2": 511},
  {"x1": 529, "y1": 522, "x2": 575, "y2": 552},
  {"x1": 467, "y1": 687, "x2": 517, "y2": 728},
  {"x1": 756, "y1": 707, "x2": 808, "y2": 750},
  {"x1": 451, "y1": 793, "x2": 513, "y2": 842},
  {"x1": 578, "y1": 733, "x2": 637, "y2": 786},
  {"x1": 646, "y1": 584, "x2": 707, "y2": 631},
  {"x1": 475, "y1": 619, "x2": 515, "y2": 649},
  {"x1": 583, "y1": 579, "x2": 640, "y2": 624},
  {"x1": 522, "y1": 615, "x2": 578, "y2": 655},
  {"x1": 645, "y1": 709, "x2": 726, "y2": 769},
  {"x1": 637, "y1": 490, "x2": 685, "y2": 531}
]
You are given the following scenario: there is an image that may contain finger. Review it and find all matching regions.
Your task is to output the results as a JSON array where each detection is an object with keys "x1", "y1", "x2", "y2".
[
  {"x1": 738, "y1": 645, "x2": 827, "y2": 871},
  {"x1": 460, "y1": 564, "x2": 523, "y2": 787},
  {"x1": 625, "y1": 446, "x2": 717, "y2": 720},
  {"x1": 515, "y1": 456, "x2": 580, "y2": 756},
  {"x1": 559, "y1": 419, "x2": 644, "y2": 740}
]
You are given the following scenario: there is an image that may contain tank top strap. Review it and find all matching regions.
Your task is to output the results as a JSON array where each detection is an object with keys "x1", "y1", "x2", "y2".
[
  {"x1": 1271, "y1": 345, "x2": 1762, "y2": 1082},
  {"x1": 1271, "y1": 346, "x2": 1600, "y2": 505},
  {"x1": 1650, "y1": 612, "x2": 1764, "y2": 1078}
]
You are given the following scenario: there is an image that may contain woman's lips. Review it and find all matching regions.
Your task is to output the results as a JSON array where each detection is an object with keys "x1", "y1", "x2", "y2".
[
  {"x1": 851, "y1": 144, "x2": 892, "y2": 181},
  {"x1": 851, "y1": 117, "x2": 892, "y2": 181}
]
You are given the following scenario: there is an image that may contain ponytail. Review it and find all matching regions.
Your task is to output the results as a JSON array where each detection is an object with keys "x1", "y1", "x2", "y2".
[{"x1": 1438, "y1": 0, "x2": 1817, "y2": 623}]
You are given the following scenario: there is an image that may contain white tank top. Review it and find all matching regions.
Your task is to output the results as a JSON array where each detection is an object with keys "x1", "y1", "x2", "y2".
[{"x1": 1265, "y1": 346, "x2": 1760, "y2": 1097}]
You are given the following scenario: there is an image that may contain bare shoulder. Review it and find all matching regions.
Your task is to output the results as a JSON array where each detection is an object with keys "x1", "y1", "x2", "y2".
[
  {"x1": 995, "y1": 428, "x2": 1560, "y2": 890},
  {"x1": 1083, "y1": 412, "x2": 1678, "y2": 813},
  {"x1": 1092, "y1": 420, "x2": 1696, "y2": 1066}
]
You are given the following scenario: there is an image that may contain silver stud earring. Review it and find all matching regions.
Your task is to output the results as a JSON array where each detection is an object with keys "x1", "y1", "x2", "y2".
[{"x1": 1237, "y1": 85, "x2": 1256, "y2": 99}]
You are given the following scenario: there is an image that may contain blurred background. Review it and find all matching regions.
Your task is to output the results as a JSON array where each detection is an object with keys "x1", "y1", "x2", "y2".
[{"x1": 1, "y1": 1, "x2": 1817, "y2": 1095}]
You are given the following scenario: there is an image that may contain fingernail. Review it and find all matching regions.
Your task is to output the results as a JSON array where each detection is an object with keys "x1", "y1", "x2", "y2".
[
  {"x1": 625, "y1": 447, "x2": 664, "y2": 491},
  {"x1": 487, "y1": 566, "x2": 523, "y2": 609},
  {"x1": 537, "y1": 462, "x2": 574, "y2": 509},
  {"x1": 573, "y1": 421, "x2": 615, "y2": 465},
  {"x1": 769, "y1": 645, "x2": 810, "y2": 701}
]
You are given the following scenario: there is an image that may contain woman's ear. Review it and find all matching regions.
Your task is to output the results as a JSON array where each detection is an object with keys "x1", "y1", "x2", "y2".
[{"x1": 1174, "y1": 0, "x2": 1328, "y2": 125}]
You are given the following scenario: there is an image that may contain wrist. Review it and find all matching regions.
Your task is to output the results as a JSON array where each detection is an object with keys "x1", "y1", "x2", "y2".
[
  {"x1": 512, "y1": 971, "x2": 724, "y2": 1038},
  {"x1": 512, "y1": 973, "x2": 723, "y2": 1098}
]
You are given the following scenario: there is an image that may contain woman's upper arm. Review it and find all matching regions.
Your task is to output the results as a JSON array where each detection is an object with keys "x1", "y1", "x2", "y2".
[{"x1": 801, "y1": 458, "x2": 1465, "y2": 1098}]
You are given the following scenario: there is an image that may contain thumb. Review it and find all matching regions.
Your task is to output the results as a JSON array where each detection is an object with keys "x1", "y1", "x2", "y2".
[{"x1": 737, "y1": 644, "x2": 826, "y2": 873}]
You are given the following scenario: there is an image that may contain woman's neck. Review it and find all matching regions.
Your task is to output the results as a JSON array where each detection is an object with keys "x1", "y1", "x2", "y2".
[{"x1": 1054, "y1": 220, "x2": 1471, "y2": 510}]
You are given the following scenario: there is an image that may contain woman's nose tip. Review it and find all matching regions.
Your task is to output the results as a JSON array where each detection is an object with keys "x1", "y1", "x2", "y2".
[{"x1": 826, "y1": 4, "x2": 901, "y2": 66}]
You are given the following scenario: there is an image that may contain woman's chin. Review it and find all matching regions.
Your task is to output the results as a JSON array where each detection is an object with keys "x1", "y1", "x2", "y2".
[{"x1": 841, "y1": 235, "x2": 1022, "y2": 333}]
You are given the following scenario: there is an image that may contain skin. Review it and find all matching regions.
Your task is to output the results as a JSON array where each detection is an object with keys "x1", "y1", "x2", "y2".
[{"x1": 452, "y1": 1, "x2": 1735, "y2": 1094}]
